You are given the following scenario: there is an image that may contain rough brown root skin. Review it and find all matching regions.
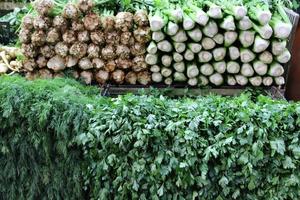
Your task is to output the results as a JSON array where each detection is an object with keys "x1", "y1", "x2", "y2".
[
  {"x1": 101, "y1": 45, "x2": 116, "y2": 60},
  {"x1": 133, "y1": 27, "x2": 151, "y2": 43},
  {"x1": 25, "y1": 71, "x2": 39, "y2": 80},
  {"x1": 53, "y1": 16, "x2": 68, "y2": 31},
  {"x1": 137, "y1": 71, "x2": 151, "y2": 85},
  {"x1": 120, "y1": 32, "x2": 135, "y2": 46},
  {"x1": 116, "y1": 45, "x2": 131, "y2": 59},
  {"x1": 31, "y1": 30, "x2": 46, "y2": 47},
  {"x1": 83, "y1": 13, "x2": 100, "y2": 31},
  {"x1": 130, "y1": 43, "x2": 146, "y2": 56},
  {"x1": 111, "y1": 69, "x2": 125, "y2": 84},
  {"x1": 69, "y1": 42, "x2": 88, "y2": 59},
  {"x1": 77, "y1": 0, "x2": 94, "y2": 13},
  {"x1": 78, "y1": 31, "x2": 90, "y2": 43},
  {"x1": 104, "y1": 60, "x2": 116, "y2": 72},
  {"x1": 71, "y1": 20, "x2": 85, "y2": 32},
  {"x1": 63, "y1": 3, "x2": 80, "y2": 20},
  {"x1": 23, "y1": 59, "x2": 37, "y2": 72},
  {"x1": 101, "y1": 16, "x2": 115, "y2": 32},
  {"x1": 63, "y1": 30, "x2": 77, "y2": 44},
  {"x1": 47, "y1": 55, "x2": 66, "y2": 72},
  {"x1": 55, "y1": 42, "x2": 69, "y2": 57},
  {"x1": 36, "y1": 56, "x2": 48, "y2": 68},
  {"x1": 19, "y1": 28, "x2": 31, "y2": 44},
  {"x1": 125, "y1": 71, "x2": 137, "y2": 84},
  {"x1": 116, "y1": 58, "x2": 132, "y2": 70},
  {"x1": 90, "y1": 31, "x2": 105, "y2": 45},
  {"x1": 92, "y1": 58, "x2": 105, "y2": 69},
  {"x1": 40, "y1": 45, "x2": 55, "y2": 58},
  {"x1": 33, "y1": 16, "x2": 51, "y2": 30},
  {"x1": 66, "y1": 56, "x2": 78, "y2": 68},
  {"x1": 21, "y1": 14, "x2": 34, "y2": 30},
  {"x1": 80, "y1": 71, "x2": 93, "y2": 85},
  {"x1": 95, "y1": 70, "x2": 109, "y2": 84},
  {"x1": 39, "y1": 68, "x2": 53, "y2": 79},
  {"x1": 115, "y1": 12, "x2": 133, "y2": 32},
  {"x1": 105, "y1": 31, "x2": 120, "y2": 45},
  {"x1": 22, "y1": 44, "x2": 38, "y2": 58},
  {"x1": 79, "y1": 57, "x2": 93, "y2": 70},
  {"x1": 34, "y1": 0, "x2": 54, "y2": 16},
  {"x1": 87, "y1": 44, "x2": 100, "y2": 58},
  {"x1": 46, "y1": 28, "x2": 61, "y2": 44},
  {"x1": 132, "y1": 56, "x2": 147, "y2": 72},
  {"x1": 134, "y1": 10, "x2": 149, "y2": 27}
]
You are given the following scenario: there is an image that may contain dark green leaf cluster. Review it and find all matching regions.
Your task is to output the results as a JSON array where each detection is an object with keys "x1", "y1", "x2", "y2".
[{"x1": 0, "y1": 75, "x2": 300, "y2": 200}]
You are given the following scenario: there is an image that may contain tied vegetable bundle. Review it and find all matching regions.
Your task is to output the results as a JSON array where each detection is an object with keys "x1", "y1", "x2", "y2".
[
  {"x1": 147, "y1": 0, "x2": 296, "y2": 87},
  {"x1": 19, "y1": 0, "x2": 152, "y2": 85}
]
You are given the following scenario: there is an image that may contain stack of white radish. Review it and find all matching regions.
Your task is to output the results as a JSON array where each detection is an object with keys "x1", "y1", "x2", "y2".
[{"x1": 147, "y1": 0, "x2": 293, "y2": 87}]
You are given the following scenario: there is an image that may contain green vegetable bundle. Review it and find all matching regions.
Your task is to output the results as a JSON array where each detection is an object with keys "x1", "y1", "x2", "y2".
[
  {"x1": 147, "y1": 0, "x2": 297, "y2": 87},
  {"x1": 1, "y1": 76, "x2": 300, "y2": 199}
]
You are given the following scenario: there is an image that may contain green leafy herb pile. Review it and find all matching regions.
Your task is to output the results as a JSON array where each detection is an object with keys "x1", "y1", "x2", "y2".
[{"x1": 0, "y1": 75, "x2": 300, "y2": 199}]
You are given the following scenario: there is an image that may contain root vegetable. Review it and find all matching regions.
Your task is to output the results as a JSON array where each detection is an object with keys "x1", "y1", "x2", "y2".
[
  {"x1": 53, "y1": 16, "x2": 68, "y2": 31},
  {"x1": 55, "y1": 42, "x2": 69, "y2": 57},
  {"x1": 39, "y1": 69, "x2": 53, "y2": 79},
  {"x1": 104, "y1": 60, "x2": 116, "y2": 72},
  {"x1": 101, "y1": 45, "x2": 115, "y2": 60},
  {"x1": 87, "y1": 43, "x2": 100, "y2": 58},
  {"x1": 79, "y1": 57, "x2": 93, "y2": 70},
  {"x1": 101, "y1": 15, "x2": 115, "y2": 32},
  {"x1": 134, "y1": 10, "x2": 149, "y2": 27},
  {"x1": 40, "y1": 45, "x2": 54, "y2": 58},
  {"x1": 92, "y1": 58, "x2": 105, "y2": 69},
  {"x1": 33, "y1": 16, "x2": 50, "y2": 30},
  {"x1": 47, "y1": 55, "x2": 66, "y2": 72},
  {"x1": 21, "y1": 14, "x2": 33, "y2": 30},
  {"x1": 78, "y1": 0, "x2": 94, "y2": 13},
  {"x1": 137, "y1": 71, "x2": 151, "y2": 85},
  {"x1": 23, "y1": 59, "x2": 36, "y2": 72},
  {"x1": 36, "y1": 56, "x2": 47, "y2": 68},
  {"x1": 125, "y1": 72, "x2": 138, "y2": 84},
  {"x1": 22, "y1": 44, "x2": 37, "y2": 58},
  {"x1": 70, "y1": 42, "x2": 88, "y2": 59},
  {"x1": 80, "y1": 71, "x2": 93, "y2": 85},
  {"x1": 90, "y1": 31, "x2": 105, "y2": 45},
  {"x1": 63, "y1": 30, "x2": 77, "y2": 44},
  {"x1": 19, "y1": 29, "x2": 31, "y2": 44},
  {"x1": 63, "y1": 3, "x2": 80, "y2": 20},
  {"x1": 132, "y1": 56, "x2": 147, "y2": 72},
  {"x1": 31, "y1": 30, "x2": 46, "y2": 47},
  {"x1": 78, "y1": 31, "x2": 90, "y2": 43},
  {"x1": 115, "y1": 12, "x2": 133, "y2": 32},
  {"x1": 130, "y1": 43, "x2": 146, "y2": 56},
  {"x1": 95, "y1": 70, "x2": 109, "y2": 84},
  {"x1": 134, "y1": 27, "x2": 151, "y2": 43},
  {"x1": 105, "y1": 31, "x2": 120, "y2": 45},
  {"x1": 66, "y1": 56, "x2": 78, "y2": 68},
  {"x1": 116, "y1": 58, "x2": 133, "y2": 70},
  {"x1": 46, "y1": 28, "x2": 60, "y2": 44},
  {"x1": 116, "y1": 45, "x2": 131, "y2": 59},
  {"x1": 0, "y1": 63, "x2": 8, "y2": 73},
  {"x1": 112, "y1": 69, "x2": 125, "y2": 84}
]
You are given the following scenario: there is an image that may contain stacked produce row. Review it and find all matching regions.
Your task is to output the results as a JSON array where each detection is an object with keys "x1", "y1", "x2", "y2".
[
  {"x1": 147, "y1": 0, "x2": 293, "y2": 86},
  {"x1": 19, "y1": 0, "x2": 295, "y2": 87},
  {"x1": 19, "y1": 0, "x2": 152, "y2": 85}
]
